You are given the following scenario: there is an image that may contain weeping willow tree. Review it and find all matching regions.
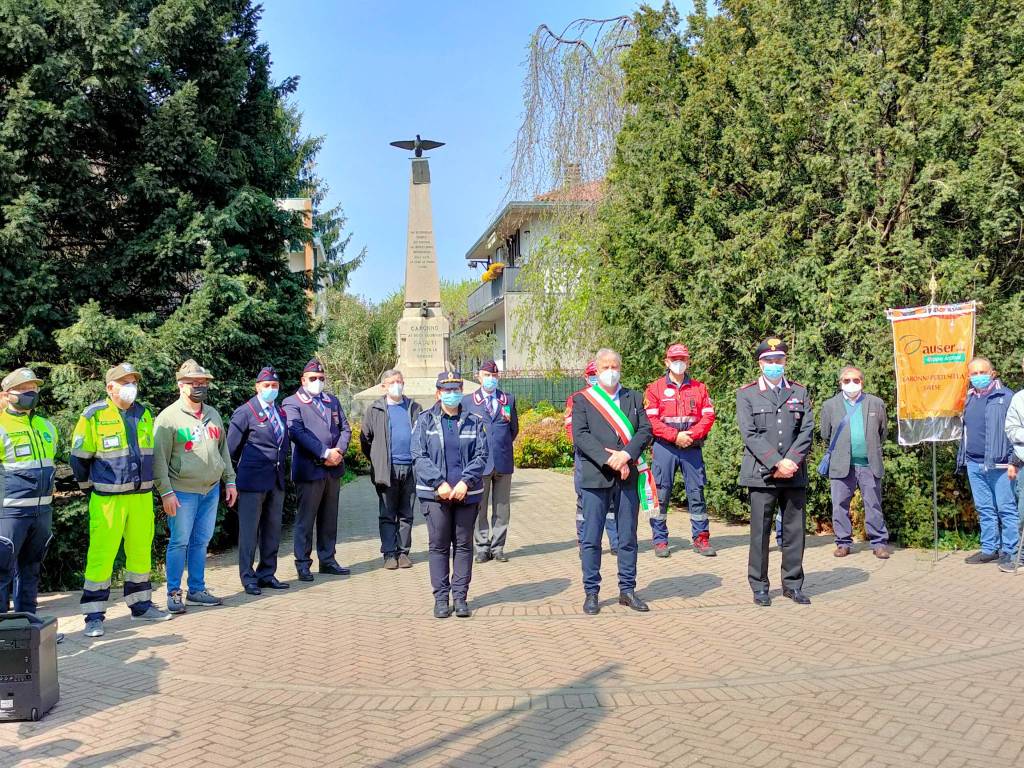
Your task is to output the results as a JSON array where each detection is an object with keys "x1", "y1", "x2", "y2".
[{"x1": 507, "y1": 15, "x2": 635, "y2": 370}]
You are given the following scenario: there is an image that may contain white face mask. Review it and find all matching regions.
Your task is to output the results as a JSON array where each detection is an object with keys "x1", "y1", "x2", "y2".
[
  {"x1": 387, "y1": 382, "x2": 404, "y2": 399},
  {"x1": 305, "y1": 379, "x2": 324, "y2": 396},
  {"x1": 841, "y1": 382, "x2": 862, "y2": 396},
  {"x1": 598, "y1": 369, "x2": 621, "y2": 388},
  {"x1": 118, "y1": 383, "x2": 138, "y2": 405},
  {"x1": 668, "y1": 361, "x2": 687, "y2": 376}
]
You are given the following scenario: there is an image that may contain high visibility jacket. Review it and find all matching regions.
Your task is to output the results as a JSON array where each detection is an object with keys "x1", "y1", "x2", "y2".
[
  {"x1": 0, "y1": 408, "x2": 58, "y2": 516},
  {"x1": 71, "y1": 398, "x2": 154, "y2": 495}
]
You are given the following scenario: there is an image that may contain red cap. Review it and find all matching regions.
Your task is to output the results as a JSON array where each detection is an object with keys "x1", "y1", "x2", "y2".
[
  {"x1": 584, "y1": 360, "x2": 598, "y2": 377},
  {"x1": 665, "y1": 343, "x2": 689, "y2": 359}
]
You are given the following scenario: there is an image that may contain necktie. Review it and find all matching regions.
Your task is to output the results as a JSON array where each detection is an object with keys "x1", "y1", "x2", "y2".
[
  {"x1": 312, "y1": 396, "x2": 327, "y2": 420},
  {"x1": 267, "y1": 406, "x2": 284, "y2": 442}
]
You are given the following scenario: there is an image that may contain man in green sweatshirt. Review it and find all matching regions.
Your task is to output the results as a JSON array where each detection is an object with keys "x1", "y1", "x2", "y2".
[{"x1": 153, "y1": 360, "x2": 237, "y2": 614}]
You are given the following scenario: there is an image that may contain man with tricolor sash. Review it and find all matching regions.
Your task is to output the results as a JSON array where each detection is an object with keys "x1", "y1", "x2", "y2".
[{"x1": 571, "y1": 348, "x2": 654, "y2": 615}]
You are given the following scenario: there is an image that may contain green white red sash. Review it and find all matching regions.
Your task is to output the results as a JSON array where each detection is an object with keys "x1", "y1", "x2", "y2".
[{"x1": 581, "y1": 385, "x2": 659, "y2": 515}]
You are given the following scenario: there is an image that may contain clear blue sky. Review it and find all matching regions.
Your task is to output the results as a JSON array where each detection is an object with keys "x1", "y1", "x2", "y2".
[{"x1": 257, "y1": 1, "x2": 645, "y2": 302}]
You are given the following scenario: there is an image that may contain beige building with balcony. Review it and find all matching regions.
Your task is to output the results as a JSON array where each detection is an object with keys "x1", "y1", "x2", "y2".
[{"x1": 454, "y1": 182, "x2": 600, "y2": 375}]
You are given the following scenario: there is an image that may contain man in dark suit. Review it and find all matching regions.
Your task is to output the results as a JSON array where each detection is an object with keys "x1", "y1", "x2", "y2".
[
  {"x1": 736, "y1": 337, "x2": 815, "y2": 607},
  {"x1": 571, "y1": 348, "x2": 654, "y2": 615},
  {"x1": 228, "y1": 366, "x2": 291, "y2": 595},
  {"x1": 282, "y1": 359, "x2": 352, "y2": 581},
  {"x1": 464, "y1": 360, "x2": 519, "y2": 563},
  {"x1": 820, "y1": 365, "x2": 890, "y2": 559}
]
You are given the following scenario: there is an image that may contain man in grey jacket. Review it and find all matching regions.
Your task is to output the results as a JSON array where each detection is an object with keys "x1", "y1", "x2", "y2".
[
  {"x1": 820, "y1": 366, "x2": 890, "y2": 559},
  {"x1": 359, "y1": 369, "x2": 422, "y2": 571}
]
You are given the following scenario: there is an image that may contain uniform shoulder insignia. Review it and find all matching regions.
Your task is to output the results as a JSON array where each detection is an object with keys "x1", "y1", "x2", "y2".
[{"x1": 82, "y1": 399, "x2": 110, "y2": 419}]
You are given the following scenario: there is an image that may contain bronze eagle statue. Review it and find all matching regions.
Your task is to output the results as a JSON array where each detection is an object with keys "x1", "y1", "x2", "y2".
[{"x1": 389, "y1": 135, "x2": 445, "y2": 157}]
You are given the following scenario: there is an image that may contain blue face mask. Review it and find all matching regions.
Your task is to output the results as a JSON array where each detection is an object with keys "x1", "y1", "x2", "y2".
[
  {"x1": 259, "y1": 387, "x2": 279, "y2": 403},
  {"x1": 762, "y1": 363, "x2": 785, "y2": 380},
  {"x1": 440, "y1": 392, "x2": 462, "y2": 408},
  {"x1": 970, "y1": 374, "x2": 992, "y2": 390},
  {"x1": 481, "y1": 375, "x2": 498, "y2": 392}
]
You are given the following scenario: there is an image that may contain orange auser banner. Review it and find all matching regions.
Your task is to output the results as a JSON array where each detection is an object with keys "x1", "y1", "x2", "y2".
[{"x1": 885, "y1": 302, "x2": 976, "y2": 446}]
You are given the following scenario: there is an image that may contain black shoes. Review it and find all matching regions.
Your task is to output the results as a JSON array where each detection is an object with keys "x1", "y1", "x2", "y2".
[
  {"x1": 244, "y1": 584, "x2": 262, "y2": 596},
  {"x1": 583, "y1": 593, "x2": 600, "y2": 615},
  {"x1": 296, "y1": 570, "x2": 314, "y2": 582},
  {"x1": 434, "y1": 600, "x2": 451, "y2": 619},
  {"x1": 492, "y1": 551, "x2": 509, "y2": 563},
  {"x1": 259, "y1": 577, "x2": 290, "y2": 590},
  {"x1": 453, "y1": 599, "x2": 471, "y2": 618},
  {"x1": 965, "y1": 550, "x2": 999, "y2": 564},
  {"x1": 782, "y1": 588, "x2": 811, "y2": 605},
  {"x1": 618, "y1": 591, "x2": 649, "y2": 612},
  {"x1": 752, "y1": 591, "x2": 771, "y2": 607},
  {"x1": 319, "y1": 563, "x2": 351, "y2": 576},
  {"x1": 474, "y1": 551, "x2": 491, "y2": 564}
]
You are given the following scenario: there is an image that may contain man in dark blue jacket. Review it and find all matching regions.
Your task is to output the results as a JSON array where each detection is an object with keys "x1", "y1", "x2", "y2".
[
  {"x1": 228, "y1": 366, "x2": 291, "y2": 595},
  {"x1": 463, "y1": 360, "x2": 519, "y2": 564},
  {"x1": 958, "y1": 356, "x2": 1019, "y2": 569},
  {"x1": 282, "y1": 359, "x2": 352, "y2": 581},
  {"x1": 412, "y1": 371, "x2": 488, "y2": 619}
]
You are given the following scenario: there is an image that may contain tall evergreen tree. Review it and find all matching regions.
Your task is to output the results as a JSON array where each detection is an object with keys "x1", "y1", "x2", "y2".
[
  {"x1": 598, "y1": 1, "x2": 1024, "y2": 542},
  {"x1": 0, "y1": 0, "x2": 356, "y2": 415}
]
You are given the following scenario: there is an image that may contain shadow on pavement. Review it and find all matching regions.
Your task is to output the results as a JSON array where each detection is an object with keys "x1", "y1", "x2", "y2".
[
  {"x1": 12, "y1": 632, "x2": 183, "y2": 744},
  {"x1": 366, "y1": 664, "x2": 619, "y2": 768},
  {"x1": 471, "y1": 577, "x2": 572, "y2": 608},
  {"x1": 643, "y1": 573, "x2": 723, "y2": 601},
  {"x1": 803, "y1": 566, "x2": 870, "y2": 596}
]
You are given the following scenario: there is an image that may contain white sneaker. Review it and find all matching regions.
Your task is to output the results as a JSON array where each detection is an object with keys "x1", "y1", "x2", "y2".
[
  {"x1": 83, "y1": 619, "x2": 104, "y2": 638},
  {"x1": 131, "y1": 605, "x2": 172, "y2": 621}
]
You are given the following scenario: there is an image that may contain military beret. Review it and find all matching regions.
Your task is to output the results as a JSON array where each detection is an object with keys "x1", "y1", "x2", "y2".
[
  {"x1": 479, "y1": 360, "x2": 499, "y2": 374},
  {"x1": 256, "y1": 366, "x2": 279, "y2": 383}
]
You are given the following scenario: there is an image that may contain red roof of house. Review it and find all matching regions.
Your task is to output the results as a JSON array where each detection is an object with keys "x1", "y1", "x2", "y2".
[{"x1": 534, "y1": 179, "x2": 605, "y2": 203}]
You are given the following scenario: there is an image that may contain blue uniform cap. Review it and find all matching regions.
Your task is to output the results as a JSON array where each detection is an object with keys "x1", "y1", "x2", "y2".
[{"x1": 435, "y1": 370, "x2": 463, "y2": 391}]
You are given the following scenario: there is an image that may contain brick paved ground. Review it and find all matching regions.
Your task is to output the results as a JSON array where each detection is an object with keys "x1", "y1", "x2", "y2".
[{"x1": 3, "y1": 468, "x2": 1023, "y2": 767}]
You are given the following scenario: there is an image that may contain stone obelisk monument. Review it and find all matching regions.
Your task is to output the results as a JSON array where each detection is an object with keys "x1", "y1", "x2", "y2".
[{"x1": 353, "y1": 136, "x2": 473, "y2": 415}]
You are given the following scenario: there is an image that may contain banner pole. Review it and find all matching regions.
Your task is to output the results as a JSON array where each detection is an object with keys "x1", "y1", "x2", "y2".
[{"x1": 932, "y1": 441, "x2": 939, "y2": 562}]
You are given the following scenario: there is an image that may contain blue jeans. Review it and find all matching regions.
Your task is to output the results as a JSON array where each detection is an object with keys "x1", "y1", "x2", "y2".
[
  {"x1": 966, "y1": 462, "x2": 1019, "y2": 556},
  {"x1": 165, "y1": 485, "x2": 219, "y2": 594},
  {"x1": 580, "y1": 483, "x2": 639, "y2": 595},
  {"x1": 651, "y1": 442, "x2": 708, "y2": 543}
]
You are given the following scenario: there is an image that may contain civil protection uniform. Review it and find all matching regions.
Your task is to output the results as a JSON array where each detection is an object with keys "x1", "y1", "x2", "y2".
[
  {"x1": 644, "y1": 362, "x2": 716, "y2": 551},
  {"x1": 71, "y1": 365, "x2": 157, "y2": 621},
  {"x1": 0, "y1": 368, "x2": 57, "y2": 615}
]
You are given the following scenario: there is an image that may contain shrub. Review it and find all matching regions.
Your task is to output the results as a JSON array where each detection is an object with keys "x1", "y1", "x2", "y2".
[{"x1": 514, "y1": 412, "x2": 574, "y2": 468}]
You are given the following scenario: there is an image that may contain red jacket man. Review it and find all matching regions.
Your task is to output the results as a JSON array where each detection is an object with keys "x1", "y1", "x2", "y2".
[{"x1": 642, "y1": 343, "x2": 717, "y2": 557}]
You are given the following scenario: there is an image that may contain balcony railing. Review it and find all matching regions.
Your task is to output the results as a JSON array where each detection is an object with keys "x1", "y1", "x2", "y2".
[{"x1": 467, "y1": 266, "x2": 522, "y2": 317}]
